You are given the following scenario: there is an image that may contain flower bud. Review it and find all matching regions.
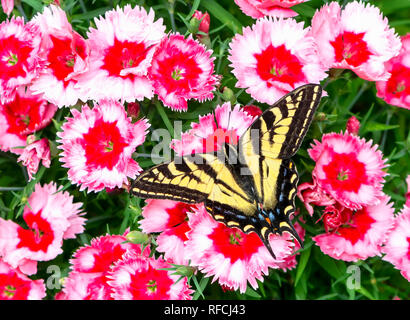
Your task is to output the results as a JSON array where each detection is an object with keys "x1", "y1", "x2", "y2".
[
  {"x1": 192, "y1": 10, "x2": 210, "y2": 35},
  {"x1": 346, "y1": 115, "x2": 360, "y2": 135},
  {"x1": 125, "y1": 230, "x2": 149, "y2": 244},
  {"x1": 175, "y1": 265, "x2": 195, "y2": 278},
  {"x1": 221, "y1": 87, "x2": 236, "y2": 105}
]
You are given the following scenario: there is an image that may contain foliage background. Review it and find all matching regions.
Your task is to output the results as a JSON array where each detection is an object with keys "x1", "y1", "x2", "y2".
[{"x1": 0, "y1": 0, "x2": 409, "y2": 300}]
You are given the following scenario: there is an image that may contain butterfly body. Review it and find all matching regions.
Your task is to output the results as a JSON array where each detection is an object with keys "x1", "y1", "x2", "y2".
[{"x1": 131, "y1": 84, "x2": 322, "y2": 258}]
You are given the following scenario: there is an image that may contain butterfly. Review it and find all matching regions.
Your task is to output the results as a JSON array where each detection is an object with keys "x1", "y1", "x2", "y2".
[{"x1": 131, "y1": 84, "x2": 323, "y2": 258}]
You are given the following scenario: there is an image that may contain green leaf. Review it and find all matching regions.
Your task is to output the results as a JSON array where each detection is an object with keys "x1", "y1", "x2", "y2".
[
  {"x1": 200, "y1": 0, "x2": 242, "y2": 34},
  {"x1": 314, "y1": 247, "x2": 346, "y2": 280},
  {"x1": 245, "y1": 286, "x2": 261, "y2": 298},
  {"x1": 363, "y1": 122, "x2": 400, "y2": 132},
  {"x1": 21, "y1": 0, "x2": 43, "y2": 11},
  {"x1": 294, "y1": 245, "x2": 311, "y2": 286}
]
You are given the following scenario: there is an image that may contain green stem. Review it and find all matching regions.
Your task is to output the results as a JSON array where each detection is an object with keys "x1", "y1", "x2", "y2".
[
  {"x1": 0, "y1": 187, "x2": 25, "y2": 191},
  {"x1": 168, "y1": 0, "x2": 177, "y2": 32}
]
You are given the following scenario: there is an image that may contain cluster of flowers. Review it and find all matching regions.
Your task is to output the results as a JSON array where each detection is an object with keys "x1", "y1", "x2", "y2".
[
  {"x1": 1, "y1": 0, "x2": 409, "y2": 299},
  {"x1": 230, "y1": 1, "x2": 409, "y2": 110},
  {"x1": 297, "y1": 117, "x2": 410, "y2": 281},
  {"x1": 0, "y1": 183, "x2": 85, "y2": 299},
  {"x1": 56, "y1": 232, "x2": 193, "y2": 300}
]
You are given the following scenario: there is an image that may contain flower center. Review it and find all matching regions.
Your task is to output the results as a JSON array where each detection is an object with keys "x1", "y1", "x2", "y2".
[
  {"x1": 146, "y1": 280, "x2": 157, "y2": 293},
  {"x1": 103, "y1": 39, "x2": 150, "y2": 78},
  {"x1": 82, "y1": 119, "x2": 128, "y2": 170},
  {"x1": 4, "y1": 52, "x2": 18, "y2": 66},
  {"x1": 4, "y1": 285, "x2": 16, "y2": 298},
  {"x1": 229, "y1": 231, "x2": 243, "y2": 245},
  {"x1": 171, "y1": 68, "x2": 184, "y2": 80},
  {"x1": 17, "y1": 210, "x2": 55, "y2": 253},
  {"x1": 386, "y1": 64, "x2": 410, "y2": 98},
  {"x1": 336, "y1": 207, "x2": 375, "y2": 244},
  {"x1": 322, "y1": 152, "x2": 367, "y2": 193},
  {"x1": 254, "y1": 44, "x2": 305, "y2": 88},
  {"x1": 331, "y1": 32, "x2": 371, "y2": 67}
]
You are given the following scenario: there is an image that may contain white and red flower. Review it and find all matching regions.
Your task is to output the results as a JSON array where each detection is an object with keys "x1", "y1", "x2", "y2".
[
  {"x1": 57, "y1": 100, "x2": 149, "y2": 192},
  {"x1": 30, "y1": 5, "x2": 89, "y2": 108},
  {"x1": 17, "y1": 136, "x2": 50, "y2": 180},
  {"x1": 228, "y1": 17, "x2": 327, "y2": 105},
  {"x1": 185, "y1": 205, "x2": 293, "y2": 293},
  {"x1": 234, "y1": 0, "x2": 308, "y2": 19},
  {"x1": 76, "y1": 5, "x2": 166, "y2": 102},
  {"x1": 313, "y1": 195, "x2": 395, "y2": 261},
  {"x1": 0, "y1": 87, "x2": 57, "y2": 154},
  {"x1": 0, "y1": 17, "x2": 43, "y2": 103},
  {"x1": 382, "y1": 205, "x2": 410, "y2": 281},
  {"x1": 310, "y1": 1, "x2": 401, "y2": 81},
  {"x1": 0, "y1": 259, "x2": 46, "y2": 300},
  {"x1": 0, "y1": 183, "x2": 85, "y2": 275},
  {"x1": 171, "y1": 101, "x2": 255, "y2": 156},
  {"x1": 140, "y1": 199, "x2": 195, "y2": 265},
  {"x1": 149, "y1": 33, "x2": 219, "y2": 111},
  {"x1": 58, "y1": 232, "x2": 149, "y2": 300},
  {"x1": 108, "y1": 251, "x2": 193, "y2": 300},
  {"x1": 376, "y1": 34, "x2": 410, "y2": 110},
  {"x1": 308, "y1": 132, "x2": 387, "y2": 210}
]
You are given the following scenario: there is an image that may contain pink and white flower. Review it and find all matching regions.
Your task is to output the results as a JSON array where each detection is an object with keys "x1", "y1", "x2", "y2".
[
  {"x1": 140, "y1": 199, "x2": 196, "y2": 265},
  {"x1": 57, "y1": 100, "x2": 149, "y2": 192},
  {"x1": 108, "y1": 251, "x2": 193, "y2": 300},
  {"x1": 310, "y1": 1, "x2": 401, "y2": 81},
  {"x1": 376, "y1": 34, "x2": 410, "y2": 110},
  {"x1": 308, "y1": 132, "x2": 387, "y2": 210},
  {"x1": 0, "y1": 87, "x2": 57, "y2": 154},
  {"x1": 30, "y1": 5, "x2": 90, "y2": 108},
  {"x1": 57, "y1": 232, "x2": 149, "y2": 300},
  {"x1": 313, "y1": 195, "x2": 395, "y2": 261},
  {"x1": 228, "y1": 17, "x2": 327, "y2": 104},
  {"x1": 171, "y1": 101, "x2": 255, "y2": 156},
  {"x1": 17, "y1": 136, "x2": 51, "y2": 180},
  {"x1": 185, "y1": 205, "x2": 294, "y2": 293},
  {"x1": 76, "y1": 5, "x2": 166, "y2": 102},
  {"x1": 0, "y1": 259, "x2": 46, "y2": 300},
  {"x1": 0, "y1": 183, "x2": 85, "y2": 275},
  {"x1": 382, "y1": 205, "x2": 410, "y2": 281},
  {"x1": 234, "y1": 0, "x2": 308, "y2": 19},
  {"x1": 149, "y1": 33, "x2": 219, "y2": 111},
  {"x1": 0, "y1": 17, "x2": 43, "y2": 103}
]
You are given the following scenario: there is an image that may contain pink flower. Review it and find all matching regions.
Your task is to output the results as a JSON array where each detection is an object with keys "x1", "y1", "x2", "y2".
[
  {"x1": 376, "y1": 34, "x2": 410, "y2": 110},
  {"x1": 242, "y1": 105, "x2": 263, "y2": 118},
  {"x1": 310, "y1": 1, "x2": 401, "y2": 81},
  {"x1": 234, "y1": 0, "x2": 308, "y2": 19},
  {"x1": 30, "y1": 5, "x2": 90, "y2": 108},
  {"x1": 58, "y1": 232, "x2": 149, "y2": 300},
  {"x1": 382, "y1": 205, "x2": 410, "y2": 281},
  {"x1": 76, "y1": 5, "x2": 166, "y2": 102},
  {"x1": 406, "y1": 175, "x2": 410, "y2": 208},
  {"x1": 171, "y1": 101, "x2": 255, "y2": 156},
  {"x1": 0, "y1": 87, "x2": 57, "y2": 154},
  {"x1": 140, "y1": 199, "x2": 196, "y2": 265},
  {"x1": 57, "y1": 100, "x2": 149, "y2": 192},
  {"x1": 0, "y1": 183, "x2": 85, "y2": 275},
  {"x1": 108, "y1": 251, "x2": 193, "y2": 300},
  {"x1": 313, "y1": 195, "x2": 395, "y2": 261},
  {"x1": 17, "y1": 136, "x2": 51, "y2": 180},
  {"x1": 228, "y1": 17, "x2": 327, "y2": 105},
  {"x1": 185, "y1": 205, "x2": 294, "y2": 293},
  {"x1": 0, "y1": 259, "x2": 46, "y2": 300},
  {"x1": 308, "y1": 132, "x2": 387, "y2": 210},
  {"x1": 149, "y1": 33, "x2": 219, "y2": 111},
  {"x1": 1, "y1": 0, "x2": 13, "y2": 16},
  {"x1": 297, "y1": 179, "x2": 336, "y2": 216},
  {"x1": 0, "y1": 17, "x2": 43, "y2": 103}
]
